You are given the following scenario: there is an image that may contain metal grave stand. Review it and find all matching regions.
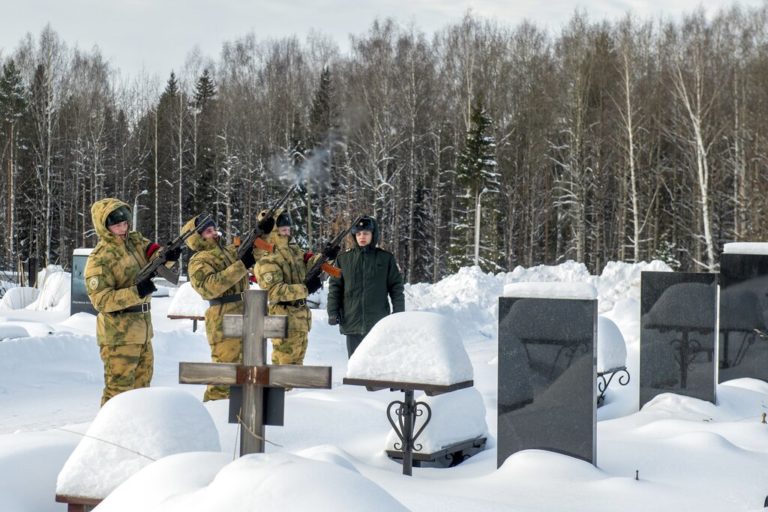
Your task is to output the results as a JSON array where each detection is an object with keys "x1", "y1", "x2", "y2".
[
  {"x1": 179, "y1": 289, "x2": 332, "y2": 455},
  {"x1": 343, "y1": 377, "x2": 474, "y2": 476}
]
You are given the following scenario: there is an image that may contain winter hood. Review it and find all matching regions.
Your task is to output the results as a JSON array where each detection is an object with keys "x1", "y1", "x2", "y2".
[{"x1": 91, "y1": 198, "x2": 131, "y2": 242}]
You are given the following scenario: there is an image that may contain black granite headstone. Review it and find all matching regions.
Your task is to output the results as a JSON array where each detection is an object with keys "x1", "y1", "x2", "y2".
[
  {"x1": 70, "y1": 249, "x2": 97, "y2": 316},
  {"x1": 719, "y1": 254, "x2": 768, "y2": 383},
  {"x1": 640, "y1": 272, "x2": 717, "y2": 407},
  {"x1": 497, "y1": 297, "x2": 596, "y2": 467}
]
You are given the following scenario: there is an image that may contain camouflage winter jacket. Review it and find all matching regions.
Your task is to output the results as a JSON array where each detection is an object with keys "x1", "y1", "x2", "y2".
[
  {"x1": 255, "y1": 231, "x2": 321, "y2": 333},
  {"x1": 85, "y1": 198, "x2": 154, "y2": 347},
  {"x1": 183, "y1": 216, "x2": 251, "y2": 343}
]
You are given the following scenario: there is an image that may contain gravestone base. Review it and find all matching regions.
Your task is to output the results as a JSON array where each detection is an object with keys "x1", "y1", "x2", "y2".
[{"x1": 386, "y1": 436, "x2": 487, "y2": 468}]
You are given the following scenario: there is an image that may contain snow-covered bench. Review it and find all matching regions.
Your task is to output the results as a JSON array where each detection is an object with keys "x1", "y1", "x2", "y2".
[
  {"x1": 166, "y1": 282, "x2": 207, "y2": 331},
  {"x1": 343, "y1": 311, "x2": 487, "y2": 475}
]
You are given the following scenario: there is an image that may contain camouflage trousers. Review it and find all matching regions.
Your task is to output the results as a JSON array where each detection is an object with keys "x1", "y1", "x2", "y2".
[
  {"x1": 99, "y1": 341, "x2": 153, "y2": 406},
  {"x1": 271, "y1": 331, "x2": 308, "y2": 365},
  {"x1": 204, "y1": 336, "x2": 243, "y2": 402}
]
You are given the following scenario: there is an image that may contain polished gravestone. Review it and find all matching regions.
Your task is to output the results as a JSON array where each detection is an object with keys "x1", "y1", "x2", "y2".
[
  {"x1": 640, "y1": 271, "x2": 718, "y2": 408},
  {"x1": 719, "y1": 244, "x2": 768, "y2": 383},
  {"x1": 497, "y1": 283, "x2": 597, "y2": 467},
  {"x1": 70, "y1": 248, "x2": 97, "y2": 315}
]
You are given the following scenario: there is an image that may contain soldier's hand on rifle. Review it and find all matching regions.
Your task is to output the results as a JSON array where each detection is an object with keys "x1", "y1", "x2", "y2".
[
  {"x1": 322, "y1": 244, "x2": 340, "y2": 261},
  {"x1": 165, "y1": 246, "x2": 182, "y2": 262},
  {"x1": 240, "y1": 246, "x2": 256, "y2": 269},
  {"x1": 136, "y1": 277, "x2": 157, "y2": 298},
  {"x1": 258, "y1": 215, "x2": 275, "y2": 235},
  {"x1": 304, "y1": 274, "x2": 322, "y2": 295}
]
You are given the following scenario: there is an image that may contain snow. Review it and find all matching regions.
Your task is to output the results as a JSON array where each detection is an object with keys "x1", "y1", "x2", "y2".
[
  {"x1": 502, "y1": 281, "x2": 597, "y2": 300},
  {"x1": 346, "y1": 311, "x2": 474, "y2": 385},
  {"x1": 597, "y1": 316, "x2": 627, "y2": 372},
  {"x1": 166, "y1": 282, "x2": 207, "y2": 318},
  {"x1": 25, "y1": 267, "x2": 71, "y2": 312},
  {"x1": 3, "y1": 260, "x2": 768, "y2": 511},
  {"x1": 56, "y1": 387, "x2": 220, "y2": 499},
  {"x1": 723, "y1": 242, "x2": 768, "y2": 255},
  {"x1": 0, "y1": 286, "x2": 39, "y2": 311}
]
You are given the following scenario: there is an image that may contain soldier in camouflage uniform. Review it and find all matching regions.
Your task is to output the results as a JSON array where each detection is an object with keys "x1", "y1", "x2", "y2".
[
  {"x1": 183, "y1": 213, "x2": 275, "y2": 401},
  {"x1": 255, "y1": 209, "x2": 324, "y2": 365},
  {"x1": 85, "y1": 198, "x2": 180, "y2": 405}
]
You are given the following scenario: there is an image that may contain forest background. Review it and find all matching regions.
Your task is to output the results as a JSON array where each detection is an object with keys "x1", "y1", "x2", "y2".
[{"x1": 1, "y1": 6, "x2": 767, "y2": 283}]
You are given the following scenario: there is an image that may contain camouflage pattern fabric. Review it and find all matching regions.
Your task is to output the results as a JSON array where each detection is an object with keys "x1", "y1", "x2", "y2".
[
  {"x1": 99, "y1": 342, "x2": 153, "y2": 405},
  {"x1": 255, "y1": 223, "x2": 321, "y2": 365},
  {"x1": 183, "y1": 216, "x2": 252, "y2": 401},
  {"x1": 85, "y1": 198, "x2": 155, "y2": 404}
]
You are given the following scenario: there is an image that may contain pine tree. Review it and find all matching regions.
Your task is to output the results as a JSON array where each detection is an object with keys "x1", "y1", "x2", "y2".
[
  {"x1": 192, "y1": 69, "x2": 218, "y2": 217},
  {"x1": 449, "y1": 97, "x2": 500, "y2": 272},
  {"x1": 0, "y1": 59, "x2": 27, "y2": 264}
]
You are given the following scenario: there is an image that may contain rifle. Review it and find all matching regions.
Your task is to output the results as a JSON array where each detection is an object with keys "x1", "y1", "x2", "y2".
[
  {"x1": 236, "y1": 184, "x2": 297, "y2": 258},
  {"x1": 135, "y1": 214, "x2": 212, "y2": 286},
  {"x1": 305, "y1": 216, "x2": 362, "y2": 283}
]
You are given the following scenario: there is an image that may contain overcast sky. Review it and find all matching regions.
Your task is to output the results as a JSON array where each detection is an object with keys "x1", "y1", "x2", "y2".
[{"x1": 0, "y1": 0, "x2": 763, "y2": 79}]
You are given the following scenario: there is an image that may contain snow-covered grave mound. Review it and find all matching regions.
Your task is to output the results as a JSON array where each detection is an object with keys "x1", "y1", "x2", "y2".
[
  {"x1": 96, "y1": 451, "x2": 407, "y2": 512},
  {"x1": 56, "y1": 387, "x2": 220, "y2": 501},
  {"x1": 723, "y1": 242, "x2": 768, "y2": 255},
  {"x1": 346, "y1": 311, "x2": 473, "y2": 385},
  {"x1": 0, "y1": 317, "x2": 55, "y2": 338},
  {"x1": 502, "y1": 280, "x2": 597, "y2": 300},
  {"x1": 0, "y1": 286, "x2": 39, "y2": 311},
  {"x1": 0, "y1": 323, "x2": 29, "y2": 340},
  {"x1": 166, "y1": 282, "x2": 207, "y2": 318},
  {"x1": 386, "y1": 386, "x2": 488, "y2": 454},
  {"x1": 597, "y1": 316, "x2": 627, "y2": 372},
  {"x1": 26, "y1": 266, "x2": 70, "y2": 312}
]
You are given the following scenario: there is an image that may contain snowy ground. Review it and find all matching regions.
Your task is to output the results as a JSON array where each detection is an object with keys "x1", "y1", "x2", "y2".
[{"x1": 2, "y1": 262, "x2": 768, "y2": 511}]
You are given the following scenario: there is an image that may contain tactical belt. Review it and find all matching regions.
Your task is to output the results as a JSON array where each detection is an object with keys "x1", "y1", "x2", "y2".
[
  {"x1": 277, "y1": 299, "x2": 306, "y2": 308},
  {"x1": 112, "y1": 303, "x2": 151, "y2": 314},
  {"x1": 209, "y1": 293, "x2": 244, "y2": 306}
]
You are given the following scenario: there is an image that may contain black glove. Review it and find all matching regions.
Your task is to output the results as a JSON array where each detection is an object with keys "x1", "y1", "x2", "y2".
[
  {"x1": 328, "y1": 310, "x2": 342, "y2": 326},
  {"x1": 165, "y1": 246, "x2": 182, "y2": 262},
  {"x1": 305, "y1": 274, "x2": 322, "y2": 295},
  {"x1": 322, "y1": 244, "x2": 340, "y2": 260},
  {"x1": 240, "y1": 247, "x2": 256, "y2": 268},
  {"x1": 136, "y1": 278, "x2": 157, "y2": 298},
  {"x1": 258, "y1": 216, "x2": 275, "y2": 235}
]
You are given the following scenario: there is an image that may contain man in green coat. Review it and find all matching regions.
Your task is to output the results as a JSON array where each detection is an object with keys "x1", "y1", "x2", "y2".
[
  {"x1": 85, "y1": 198, "x2": 180, "y2": 405},
  {"x1": 327, "y1": 215, "x2": 405, "y2": 357},
  {"x1": 183, "y1": 213, "x2": 274, "y2": 401}
]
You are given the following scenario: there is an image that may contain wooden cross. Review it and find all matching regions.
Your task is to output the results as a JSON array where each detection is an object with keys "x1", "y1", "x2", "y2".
[{"x1": 179, "y1": 289, "x2": 332, "y2": 455}]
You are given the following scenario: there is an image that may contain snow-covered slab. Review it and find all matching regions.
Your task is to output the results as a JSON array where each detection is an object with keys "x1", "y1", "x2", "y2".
[
  {"x1": 723, "y1": 242, "x2": 768, "y2": 255},
  {"x1": 597, "y1": 316, "x2": 627, "y2": 372},
  {"x1": 56, "y1": 387, "x2": 220, "y2": 500},
  {"x1": 502, "y1": 281, "x2": 597, "y2": 300},
  {"x1": 0, "y1": 324, "x2": 30, "y2": 340},
  {"x1": 96, "y1": 451, "x2": 407, "y2": 512},
  {"x1": 166, "y1": 282, "x2": 207, "y2": 318},
  {"x1": 345, "y1": 311, "x2": 473, "y2": 386},
  {"x1": 386, "y1": 387, "x2": 487, "y2": 454},
  {"x1": 26, "y1": 270, "x2": 71, "y2": 312}
]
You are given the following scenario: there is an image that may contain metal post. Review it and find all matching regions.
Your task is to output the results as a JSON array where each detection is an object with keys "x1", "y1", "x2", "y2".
[{"x1": 402, "y1": 389, "x2": 414, "y2": 476}]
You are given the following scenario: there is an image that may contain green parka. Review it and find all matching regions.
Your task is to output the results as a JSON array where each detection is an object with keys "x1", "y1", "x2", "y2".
[
  {"x1": 327, "y1": 218, "x2": 405, "y2": 336},
  {"x1": 85, "y1": 198, "x2": 154, "y2": 347}
]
